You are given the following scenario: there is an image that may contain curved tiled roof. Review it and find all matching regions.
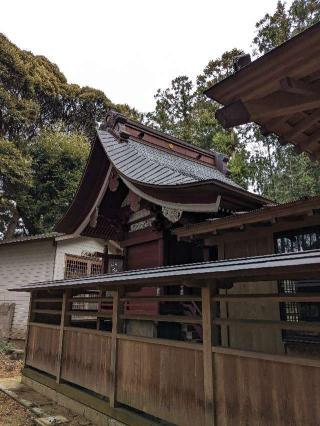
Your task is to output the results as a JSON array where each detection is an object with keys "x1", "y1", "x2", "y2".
[{"x1": 97, "y1": 130, "x2": 242, "y2": 188}]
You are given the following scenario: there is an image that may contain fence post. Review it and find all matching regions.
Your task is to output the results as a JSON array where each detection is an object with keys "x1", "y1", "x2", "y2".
[
  {"x1": 109, "y1": 288, "x2": 123, "y2": 407},
  {"x1": 202, "y1": 284, "x2": 216, "y2": 426},
  {"x1": 56, "y1": 289, "x2": 69, "y2": 383},
  {"x1": 24, "y1": 290, "x2": 35, "y2": 366}
]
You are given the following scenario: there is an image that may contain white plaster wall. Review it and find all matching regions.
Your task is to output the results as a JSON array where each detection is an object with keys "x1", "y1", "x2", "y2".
[
  {"x1": 53, "y1": 237, "x2": 105, "y2": 280},
  {"x1": 0, "y1": 236, "x2": 106, "y2": 340},
  {"x1": 0, "y1": 240, "x2": 56, "y2": 339}
]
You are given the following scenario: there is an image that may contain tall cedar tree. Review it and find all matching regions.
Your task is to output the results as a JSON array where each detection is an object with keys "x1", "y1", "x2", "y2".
[
  {"x1": 250, "y1": 0, "x2": 320, "y2": 202},
  {"x1": 147, "y1": 0, "x2": 320, "y2": 201},
  {"x1": 0, "y1": 34, "x2": 139, "y2": 237},
  {"x1": 146, "y1": 49, "x2": 251, "y2": 188}
]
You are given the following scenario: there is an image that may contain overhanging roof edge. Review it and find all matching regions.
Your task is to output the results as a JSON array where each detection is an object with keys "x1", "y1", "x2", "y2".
[
  {"x1": 205, "y1": 21, "x2": 320, "y2": 103},
  {"x1": 9, "y1": 249, "x2": 320, "y2": 292}
]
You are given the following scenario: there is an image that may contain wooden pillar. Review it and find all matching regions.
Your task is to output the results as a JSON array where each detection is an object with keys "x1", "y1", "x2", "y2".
[
  {"x1": 202, "y1": 285, "x2": 216, "y2": 426},
  {"x1": 97, "y1": 289, "x2": 103, "y2": 330},
  {"x1": 56, "y1": 289, "x2": 69, "y2": 383},
  {"x1": 24, "y1": 291, "x2": 35, "y2": 365},
  {"x1": 109, "y1": 288, "x2": 124, "y2": 407},
  {"x1": 217, "y1": 243, "x2": 229, "y2": 347}
]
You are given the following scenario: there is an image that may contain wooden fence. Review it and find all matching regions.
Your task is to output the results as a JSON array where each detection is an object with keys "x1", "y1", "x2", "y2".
[{"x1": 24, "y1": 285, "x2": 320, "y2": 426}]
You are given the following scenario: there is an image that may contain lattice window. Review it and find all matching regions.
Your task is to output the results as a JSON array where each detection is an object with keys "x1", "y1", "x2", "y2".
[
  {"x1": 64, "y1": 254, "x2": 103, "y2": 321},
  {"x1": 275, "y1": 226, "x2": 320, "y2": 344},
  {"x1": 64, "y1": 254, "x2": 103, "y2": 279},
  {"x1": 91, "y1": 262, "x2": 103, "y2": 276}
]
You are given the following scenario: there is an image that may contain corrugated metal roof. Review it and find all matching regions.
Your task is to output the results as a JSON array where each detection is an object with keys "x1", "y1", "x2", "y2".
[
  {"x1": 97, "y1": 130, "x2": 242, "y2": 188},
  {"x1": 10, "y1": 249, "x2": 320, "y2": 291},
  {"x1": 0, "y1": 232, "x2": 63, "y2": 246}
]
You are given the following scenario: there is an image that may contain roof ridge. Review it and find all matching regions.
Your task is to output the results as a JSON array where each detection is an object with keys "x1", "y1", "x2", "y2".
[
  {"x1": 103, "y1": 109, "x2": 228, "y2": 161},
  {"x1": 0, "y1": 232, "x2": 64, "y2": 246}
]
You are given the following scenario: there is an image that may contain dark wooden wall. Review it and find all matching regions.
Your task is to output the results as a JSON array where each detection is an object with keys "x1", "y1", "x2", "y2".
[{"x1": 205, "y1": 218, "x2": 320, "y2": 355}]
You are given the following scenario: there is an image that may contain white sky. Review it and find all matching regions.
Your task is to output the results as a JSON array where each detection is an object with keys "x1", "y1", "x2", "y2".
[{"x1": 1, "y1": 0, "x2": 288, "y2": 112}]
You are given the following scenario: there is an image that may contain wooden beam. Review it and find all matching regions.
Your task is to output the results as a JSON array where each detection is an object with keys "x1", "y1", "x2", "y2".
[
  {"x1": 282, "y1": 108, "x2": 320, "y2": 141},
  {"x1": 212, "y1": 294, "x2": 320, "y2": 303},
  {"x1": 211, "y1": 346, "x2": 320, "y2": 369},
  {"x1": 70, "y1": 297, "x2": 113, "y2": 303},
  {"x1": 120, "y1": 295, "x2": 202, "y2": 302},
  {"x1": 299, "y1": 127, "x2": 320, "y2": 152},
  {"x1": 109, "y1": 289, "x2": 123, "y2": 408},
  {"x1": 56, "y1": 290, "x2": 69, "y2": 384},
  {"x1": 24, "y1": 291, "x2": 35, "y2": 366},
  {"x1": 97, "y1": 290, "x2": 103, "y2": 331},
  {"x1": 174, "y1": 197, "x2": 320, "y2": 238},
  {"x1": 216, "y1": 92, "x2": 320, "y2": 129},
  {"x1": 215, "y1": 100, "x2": 250, "y2": 128},
  {"x1": 66, "y1": 310, "x2": 112, "y2": 318},
  {"x1": 29, "y1": 322, "x2": 59, "y2": 330},
  {"x1": 253, "y1": 92, "x2": 320, "y2": 119},
  {"x1": 214, "y1": 318, "x2": 320, "y2": 332},
  {"x1": 309, "y1": 150, "x2": 320, "y2": 162},
  {"x1": 279, "y1": 77, "x2": 318, "y2": 96},
  {"x1": 32, "y1": 309, "x2": 61, "y2": 315},
  {"x1": 120, "y1": 314, "x2": 202, "y2": 324},
  {"x1": 117, "y1": 333, "x2": 202, "y2": 351},
  {"x1": 202, "y1": 285, "x2": 216, "y2": 426}
]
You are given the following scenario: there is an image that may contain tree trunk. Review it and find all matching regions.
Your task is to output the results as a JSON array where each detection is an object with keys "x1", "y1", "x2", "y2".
[{"x1": 4, "y1": 207, "x2": 20, "y2": 240}]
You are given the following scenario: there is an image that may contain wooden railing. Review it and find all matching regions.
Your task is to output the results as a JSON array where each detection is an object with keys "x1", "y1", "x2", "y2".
[{"x1": 25, "y1": 285, "x2": 320, "y2": 426}]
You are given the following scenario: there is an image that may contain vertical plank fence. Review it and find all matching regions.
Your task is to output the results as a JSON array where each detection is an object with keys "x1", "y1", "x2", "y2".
[{"x1": 24, "y1": 285, "x2": 320, "y2": 426}]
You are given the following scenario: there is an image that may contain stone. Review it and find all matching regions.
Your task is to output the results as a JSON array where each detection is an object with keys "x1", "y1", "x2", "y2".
[{"x1": 35, "y1": 416, "x2": 69, "y2": 425}]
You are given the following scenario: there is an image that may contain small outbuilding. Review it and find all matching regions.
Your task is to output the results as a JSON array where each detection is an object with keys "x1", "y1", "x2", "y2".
[{"x1": 0, "y1": 233, "x2": 105, "y2": 341}]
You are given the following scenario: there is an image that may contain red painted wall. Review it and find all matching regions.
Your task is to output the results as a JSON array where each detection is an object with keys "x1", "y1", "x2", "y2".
[{"x1": 124, "y1": 232, "x2": 164, "y2": 314}]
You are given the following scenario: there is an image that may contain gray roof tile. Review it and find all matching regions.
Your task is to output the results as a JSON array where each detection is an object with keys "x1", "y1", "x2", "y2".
[{"x1": 97, "y1": 130, "x2": 242, "y2": 188}]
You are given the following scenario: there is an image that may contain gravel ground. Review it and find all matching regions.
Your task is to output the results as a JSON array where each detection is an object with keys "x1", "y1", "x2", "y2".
[
  {"x1": 0, "y1": 392, "x2": 35, "y2": 426},
  {"x1": 0, "y1": 352, "x2": 23, "y2": 378},
  {"x1": 0, "y1": 353, "x2": 35, "y2": 425},
  {"x1": 0, "y1": 351, "x2": 94, "y2": 426}
]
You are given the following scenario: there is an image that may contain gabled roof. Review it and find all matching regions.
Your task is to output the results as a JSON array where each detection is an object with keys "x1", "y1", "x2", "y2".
[
  {"x1": 0, "y1": 232, "x2": 63, "y2": 246},
  {"x1": 206, "y1": 22, "x2": 320, "y2": 160},
  {"x1": 56, "y1": 111, "x2": 270, "y2": 236},
  {"x1": 98, "y1": 130, "x2": 241, "y2": 188}
]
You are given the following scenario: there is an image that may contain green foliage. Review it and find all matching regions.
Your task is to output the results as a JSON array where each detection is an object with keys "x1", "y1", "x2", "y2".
[
  {"x1": 252, "y1": 1, "x2": 291, "y2": 55},
  {"x1": 0, "y1": 32, "x2": 140, "y2": 237},
  {"x1": 249, "y1": 0, "x2": 320, "y2": 202},
  {"x1": 19, "y1": 129, "x2": 90, "y2": 234},
  {"x1": 253, "y1": 0, "x2": 320, "y2": 56},
  {"x1": 0, "y1": 138, "x2": 32, "y2": 237},
  {"x1": 146, "y1": 49, "x2": 251, "y2": 188},
  {"x1": 0, "y1": 339, "x2": 15, "y2": 354},
  {"x1": 0, "y1": 32, "x2": 139, "y2": 142},
  {"x1": 147, "y1": 1, "x2": 320, "y2": 200}
]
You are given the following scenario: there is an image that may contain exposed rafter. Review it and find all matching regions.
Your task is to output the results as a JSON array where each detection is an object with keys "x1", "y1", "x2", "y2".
[
  {"x1": 279, "y1": 77, "x2": 319, "y2": 96},
  {"x1": 216, "y1": 91, "x2": 320, "y2": 129},
  {"x1": 206, "y1": 21, "x2": 320, "y2": 160},
  {"x1": 282, "y1": 109, "x2": 320, "y2": 141}
]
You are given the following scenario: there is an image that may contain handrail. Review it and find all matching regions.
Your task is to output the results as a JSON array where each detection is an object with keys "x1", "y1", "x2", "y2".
[
  {"x1": 212, "y1": 294, "x2": 320, "y2": 303},
  {"x1": 212, "y1": 346, "x2": 320, "y2": 368},
  {"x1": 121, "y1": 295, "x2": 202, "y2": 302},
  {"x1": 120, "y1": 313, "x2": 202, "y2": 324},
  {"x1": 214, "y1": 318, "x2": 320, "y2": 332}
]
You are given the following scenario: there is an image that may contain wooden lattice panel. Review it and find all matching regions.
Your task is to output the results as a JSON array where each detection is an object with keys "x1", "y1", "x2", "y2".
[{"x1": 64, "y1": 254, "x2": 102, "y2": 279}]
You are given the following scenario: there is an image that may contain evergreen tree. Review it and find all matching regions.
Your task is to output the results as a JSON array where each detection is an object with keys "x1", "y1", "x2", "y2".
[
  {"x1": 147, "y1": 49, "x2": 251, "y2": 188},
  {"x1": 250, "y1": 0, "x2": 320, "y2": 202}
]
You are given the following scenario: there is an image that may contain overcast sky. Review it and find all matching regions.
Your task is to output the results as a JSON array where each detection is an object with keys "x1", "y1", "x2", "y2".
[{"x1": 1, "y1": 1, "x2": 288, "y2": 112}]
